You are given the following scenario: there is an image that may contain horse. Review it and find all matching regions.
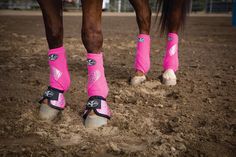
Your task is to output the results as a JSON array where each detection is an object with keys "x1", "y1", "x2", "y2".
[{"x1": 37, "y1": 0, "x2": 190, "y2": 128}]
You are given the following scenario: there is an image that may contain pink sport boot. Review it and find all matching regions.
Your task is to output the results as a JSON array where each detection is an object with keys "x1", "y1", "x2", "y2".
[
  {"x1": 83, "y1": 53, "x2": 111, "y2": 128},
  {"x1": 130, "y1": 34, "x2": 151, "y2": 85},
  {"x1": 162, "y1": 33, "x2": 179, "y2": 86},
  {"x1": 38, "y1": 46, "x2": 70, "y2": 121}
]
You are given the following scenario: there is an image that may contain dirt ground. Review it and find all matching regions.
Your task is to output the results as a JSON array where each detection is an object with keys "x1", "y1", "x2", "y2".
[{"x1": 0, "y1": 13, "x2": 235, "y2": 157}]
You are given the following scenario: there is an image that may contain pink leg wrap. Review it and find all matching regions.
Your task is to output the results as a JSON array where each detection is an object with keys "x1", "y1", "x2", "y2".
[
  {"x1": 134, "y1": 34, "x2": 151, "y2": 74},
  {"x1": 87, "y1": 53, "x2": 109, "y2": 98},
  {"x1": 48, "y1": 46, "x2": 70, "y2": 91},
  {"x1": 163, "y1": 33, "x2": 179, "y2": 72},
  {"x1": 39, "y1": 47, "x2": 70, "y2": 110}
]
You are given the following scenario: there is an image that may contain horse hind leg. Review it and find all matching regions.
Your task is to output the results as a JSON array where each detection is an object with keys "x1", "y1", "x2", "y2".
[
  {"x1": 158, "y1": 0, "x2": 190, "y2": 86},
  {"x1": 129, "y1": 0, "x2": 151, "y2": 86},
  {"x1": 162, "y1": 33, "x2": 179, "y2": 86}
]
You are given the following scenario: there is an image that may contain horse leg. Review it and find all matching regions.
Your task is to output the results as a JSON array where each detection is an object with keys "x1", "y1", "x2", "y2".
[
  {"x1": 162, "y1": 0, "x2": 188, "y2": 86},
  {"x1": 129, "y1": 0, "x2": 152, "y2": 85},
  {"x1": 81, "y1": 0, "x2": 111, "y2": 128},
  {"x1": 37, "y1": 0, "x2": 71, "y2": 121},
  {"x1": 37, "y1": 0, "x2": 63, "y2": 49}
]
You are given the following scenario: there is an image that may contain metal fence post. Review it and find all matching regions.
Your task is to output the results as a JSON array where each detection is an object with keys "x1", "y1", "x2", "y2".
[
  {"x1": 233, "y1": 0, "x2": 236, "y2": 27},
  {"x1": 118, "y1": 0, "x2": 121, "y2": 13},
  {"x1": 209, "y1": 0, "x2": 213, "y2": 13}
]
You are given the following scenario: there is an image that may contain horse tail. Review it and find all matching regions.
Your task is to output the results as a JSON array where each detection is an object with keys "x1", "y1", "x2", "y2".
[{"x1": 156, "y1": 0, "x2": 191, "y2": 34}]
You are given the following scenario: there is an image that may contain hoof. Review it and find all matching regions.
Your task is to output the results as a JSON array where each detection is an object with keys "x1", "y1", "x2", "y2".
[
  {"x1": 130, "y1": 75, "x2": 146, "y2": 86},
  {"x1": 162, "y1": 69, "x2": 177, "y2": 86},
  {"x1": 39, "y1": 103, "x2": 60, "y2": 122},
  {"x1": 84, "y1": 114, "x2": 107, "y2": 128}
]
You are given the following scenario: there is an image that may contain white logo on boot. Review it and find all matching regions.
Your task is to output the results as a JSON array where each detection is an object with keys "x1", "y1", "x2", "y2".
[
  {"x1": 51, "y1": 67, "x2": 62, "y2": 81},
  {"x1": 138, "y1": 37, "x2": 144, "y2": 42},
  {"x1": 169, "y1": 44, "x2": 177, "y2": 56},
  {"x1": 88, "y1": 70, "x2": 101, "y2": 84}
]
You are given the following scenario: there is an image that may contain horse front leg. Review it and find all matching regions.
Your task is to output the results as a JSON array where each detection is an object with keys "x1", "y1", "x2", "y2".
[
  {"x1": 129, "y1": 0, "x2": 152, "y2": 85},
  {"x1": 81, "y1": 0, "x2": 111, "y2": 128},
  {"x1": 37, "y1": 0, "x2": 71, "y2": 121}
]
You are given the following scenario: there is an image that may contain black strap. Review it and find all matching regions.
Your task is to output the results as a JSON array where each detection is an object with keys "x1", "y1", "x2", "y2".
[
  {"x1": 88, "y1": 96, "x2": 106, "y2": 102},
  {"x1": 83, "y1": 96, "x2": 110, "y2": 120},
  {"x1": 85, "y1": 96, "x2": 104, "y2": 110},
  {"x1": 39, "y1": 86, "x2": 64, "y2": 104}
]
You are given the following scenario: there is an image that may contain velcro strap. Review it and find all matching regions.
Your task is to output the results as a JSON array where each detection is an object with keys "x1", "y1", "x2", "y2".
[
  {"x1": 39, "y1": 86, "x2": 64, "y2": 104},
  {"x1": 83, "y1": 96, "x2": 111, "y2": 120},
  {"x1": 85, "y1": 96, "x2": 106, "y2": 110}
]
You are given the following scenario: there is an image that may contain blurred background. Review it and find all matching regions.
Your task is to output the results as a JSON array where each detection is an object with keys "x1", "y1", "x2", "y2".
[{"x1": 0, "y1": 0, "x2": 233, "y2": 13}]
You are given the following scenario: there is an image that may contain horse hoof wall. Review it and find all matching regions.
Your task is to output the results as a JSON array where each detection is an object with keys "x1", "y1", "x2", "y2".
[
  {"x1": 130, "y1": 75, "x2": 146, "y2": 86},
  {"x1": 84, "y1": 115, "x2": 107, "y2": 128},
  {"x1": 162, "y1": 69, "x2": 177, "y2": 86},
  {"x1": 39, "y1": 104, "x2": 60, "y2": 122}
]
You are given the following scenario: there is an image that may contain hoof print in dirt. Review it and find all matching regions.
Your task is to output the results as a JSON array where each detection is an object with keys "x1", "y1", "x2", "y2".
[{"x1": 166, "y1": 91, "x2": 181, "y2": 100}]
